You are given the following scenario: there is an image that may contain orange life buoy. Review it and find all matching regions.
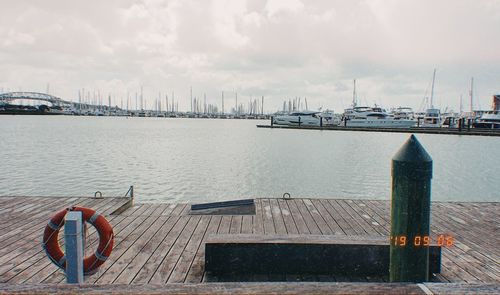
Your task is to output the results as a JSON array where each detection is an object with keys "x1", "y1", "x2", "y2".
[{"x1": 42, "y1": 206, "x2": 114, "y2": 275}]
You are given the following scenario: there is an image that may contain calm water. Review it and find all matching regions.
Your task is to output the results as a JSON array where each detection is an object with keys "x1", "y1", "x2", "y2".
[{"x1": 0, "y1": 116, "x2": 498, "y2": 203}]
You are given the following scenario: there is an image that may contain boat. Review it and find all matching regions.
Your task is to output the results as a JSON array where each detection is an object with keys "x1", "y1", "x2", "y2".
[
  {"x1": 473, "y1": 94, "x2": 500, "y2": 129},
  {"x1": 273, "y1": 110, "x2": 322, "y2": 126},
  {"x1": 420, "y1": 69, "x2": 442, "y2": 127},
  {"x1": 341, "y1": 79, "x2": 414, "y2": 128},
  {"x1": 473, "y1": 111, "x2": 500, "y2": 129},
  {"x1": 344, "y1": 106, "x2": 416, "y2": 128},
  {"x1": 421, "y1": 108, "x2": 442, "y2": 127},
  {"x1": 320, "y1": 110, "x2": 341, "y2": 126},
  {"x1": 392, "y1": 107, "x2": 415, "y2": 120}
]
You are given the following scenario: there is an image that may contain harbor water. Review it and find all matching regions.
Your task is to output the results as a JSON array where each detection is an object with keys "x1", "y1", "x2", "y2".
[{"x1": 0, "y1": 116, "x2": 498, "y2": 203}]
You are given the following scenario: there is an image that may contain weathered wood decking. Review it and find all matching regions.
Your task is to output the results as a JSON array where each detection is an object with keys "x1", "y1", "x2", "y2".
[{"x1": 0, "y1": 196, "x2": 498, "y2": 293}]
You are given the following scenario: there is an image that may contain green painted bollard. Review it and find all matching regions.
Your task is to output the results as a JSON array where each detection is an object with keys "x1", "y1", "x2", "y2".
[{"x1": 390, "y1": 135, "x2": 433, "y2": 282}]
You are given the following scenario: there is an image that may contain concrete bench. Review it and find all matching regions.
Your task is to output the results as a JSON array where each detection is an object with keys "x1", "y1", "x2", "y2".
[{"x1": 205, "y1": 234, "x2": 441, "y2": 280}]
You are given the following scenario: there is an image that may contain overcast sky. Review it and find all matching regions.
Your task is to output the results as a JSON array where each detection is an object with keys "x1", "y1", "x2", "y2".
[{"x1": 0, "y1": 0, "x2": 499, "y2": 112}]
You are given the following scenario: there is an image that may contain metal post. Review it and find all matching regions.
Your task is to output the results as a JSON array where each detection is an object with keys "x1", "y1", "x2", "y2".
[
  {"x1": 390, "y1": 135, "x2": 433, "y2": 282},
  {"x1": 65, "y1": 211, "x2": 84, "y2": 284},
  {"x1": 130, "y1": 185, "x2": 134, "y2": 207},
  {"x1": 417, "y1": 117, "x2": 420, "y2": 127},
  {"x1": 271, "y1": 116, "x2": 274, "y2": 127},
  {"x1": 467, "y1": 118, "x2": 471, "y2": 131},
  {"x1": 298, "y1": 116, "x2": 301, "y2": 127},
  {"x1": 320, "y1": 117, "x2": 323, "y2": 128}
]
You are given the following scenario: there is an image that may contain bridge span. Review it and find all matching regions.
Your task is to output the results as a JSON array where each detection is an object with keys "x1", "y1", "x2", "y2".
[{"x1": 0, "y1": 92, "x2": 72, "y2": 105}]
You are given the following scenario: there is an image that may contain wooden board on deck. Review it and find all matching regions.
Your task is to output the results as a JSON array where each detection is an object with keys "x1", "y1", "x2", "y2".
[{"x1": 0, "y1": 196, "x2": 497, "y2": 288}]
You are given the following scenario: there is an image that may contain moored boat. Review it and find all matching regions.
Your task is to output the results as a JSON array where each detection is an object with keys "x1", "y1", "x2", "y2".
[
  {"x1": 344, "y1": 107, "x2": 416, "y2": 128},
  {"x1": 473, "y1": 111, "x2": 500, "y2": 129},
  {"x1": 273, "y1": 110, "x2": 322, "y2": 126}
]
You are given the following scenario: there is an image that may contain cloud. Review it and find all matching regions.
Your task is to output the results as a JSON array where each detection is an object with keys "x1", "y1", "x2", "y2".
[{"x1": 0, "y1": 0, "x2": 499, "y2": 112}]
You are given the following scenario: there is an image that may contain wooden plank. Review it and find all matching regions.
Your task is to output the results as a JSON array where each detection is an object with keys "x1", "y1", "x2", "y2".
[
  {"x1": 269, "y1": 199, "x2": 287, "y2": 234},
  {"x1": 186, "y1": 216, "x2": 222, "y2": 283},
  {"x1": 302, "y1": 199, "x2": 333, "y2": 235},
  {"x1": 276, "y1": 199, "x2": 299, "y2": 235},
  {"x1": 319, "y1": 199, "x2": 356, "y2": 235},
  {"x1": 168, "y1": 216, "x2": 211, "y2": 283},
  {"x1": 430, "y1": 215, "x2": 499, "y2": 282},
  {"x1": 309, "y1": 199, "x2": 344, "y2": 235},
  {"x1": 241, "y1": 215, "x2": 253, "y2": 234},
  {"x1": 161, "y1": 204, "x2": 179, "y2": 216},
  {"x1": 229, "y1": 216, "x2": 242, "y2": 234},
  {"x1": 252, "y1": 199, "x2": 264, "y2": 235},
  {"x1": 352, "y1": 200, "x2": 390, "y2": 235},
  {"x1": 218, "y1": 216, "x2": 232, "y2": 235},
  {"x1": 260, "y1": 199, "x2": 275, "y2": 235},
  {"x1": 131, "y1": 216, "x2": 190, "y2": 284},
  {"x1": 425, "y1": 282, "x2": 500, "y2": 295},
  {"x1": 112, "y1": 215, "x2": 177, "y2": 284},
  {"x1": 148, "y1": 216, "x2": 201, "y2": 284},
  {"x1": 95, "y1": 214, "x2": 168, "y2": 284},
  {"x1": 284, "y1": 199, "x2": 309, "y2": 234},
  {"x1": 293, "y1": 199, "x2": 321, "y2": 235},
  {"x1": 91, "y1": 212, "x2": 164, "y2": 284},
  {"x1": 327, "y1": 200, "x2": 367, "y2": 235},
  {"x1": 0, "y1": 282, "x2": 434, "y2": 294},
  {"x1": 337, "y1": 200, "x2": 377, "y2": 235}
]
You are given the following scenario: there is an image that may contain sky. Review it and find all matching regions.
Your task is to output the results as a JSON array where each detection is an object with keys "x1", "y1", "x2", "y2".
[{"x1": 0, "y1": 0, "x2": 499, "y2": 113}]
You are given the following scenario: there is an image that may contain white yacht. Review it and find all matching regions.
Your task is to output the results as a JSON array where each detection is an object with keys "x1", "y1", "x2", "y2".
[
  {"x1": 421, "y1": 108, "x2": 442, "y2": 127},
  {"x1": 392, "y1": 107, "x2": 415, "y2": 120},
  {"x1": 320, "y1": 110, "x2": 341, "y2": 126},
  {"x1": 344, "y1": 107, "x2": 416, "y2": 128},
  {"x1": 273, "y1": 111, "x2": 322, "y2": 126},
  {"x1": 473, "y1": 110, "x2": 500, "y2": 129}
]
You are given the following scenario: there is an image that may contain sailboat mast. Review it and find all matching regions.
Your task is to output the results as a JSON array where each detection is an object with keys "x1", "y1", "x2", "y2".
[
  {"x1": 469, "y1": 77, "x2": 474, "y2": 115},
  {"x1": 459, "y1": 94, "x2": 463, "y2": 115},
  {"x1": 352, "y1": 79, "x2": 357, "y2": 107},
  {"x1": 222, "y1": 91, "x2": 224, "y2": 114},
  {"x1": 261, "y1": 96, "x2": 264, "y2": 115},
  {"x1": 430, "y1": 69, "x2": 436, "y2": 109}
]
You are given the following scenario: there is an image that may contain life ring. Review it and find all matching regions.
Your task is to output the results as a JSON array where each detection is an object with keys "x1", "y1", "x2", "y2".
[{"x1": 42, "y1": 206, "x2": 114, "y2": 275}]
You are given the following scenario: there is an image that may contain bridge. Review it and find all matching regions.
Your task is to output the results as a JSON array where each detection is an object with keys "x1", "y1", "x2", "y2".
[{"x1": 0, "y1": 92, "x2": 72, "y2": 106}]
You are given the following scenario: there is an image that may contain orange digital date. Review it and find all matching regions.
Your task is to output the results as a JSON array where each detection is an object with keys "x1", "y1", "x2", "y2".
[{"x1": 390, "y1": 234, "x2": 454, "y2": 247}]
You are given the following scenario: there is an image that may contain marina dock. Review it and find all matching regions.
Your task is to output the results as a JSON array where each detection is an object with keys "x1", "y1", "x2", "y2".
[
  {"x1": 257, "y1": 124, "x2": 500, "y2": 137},
  {"x1": 0, "y1": 196, "x2": 498, "y2": 294}
]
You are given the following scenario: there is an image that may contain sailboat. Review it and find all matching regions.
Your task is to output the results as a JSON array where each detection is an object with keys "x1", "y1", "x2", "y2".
[{"x1": 421, "y1": 69, "x2": 442, "y2": 127}]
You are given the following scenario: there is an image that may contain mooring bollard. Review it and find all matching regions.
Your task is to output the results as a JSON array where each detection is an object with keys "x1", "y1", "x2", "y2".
[
  {"x1": 390, "y1": 134, "x2": 433, "y2": 282},
  {"x1": 270, "y1": 116, "x2": 274, "y2": 127},
  {"x1": 65, "y1": 211, "x2": 84, "y2": 284}
]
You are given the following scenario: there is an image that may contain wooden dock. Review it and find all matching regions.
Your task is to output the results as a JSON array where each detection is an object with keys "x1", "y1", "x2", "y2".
[
  {"x1": 257, "y1": 124, "x2": 500, "y2": 137},
  {"x1": 0, "y1": 196, "x2": 498, "y2": 294}
]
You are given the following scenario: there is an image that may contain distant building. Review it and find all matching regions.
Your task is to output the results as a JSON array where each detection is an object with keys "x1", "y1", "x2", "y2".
[{"x1": 493, "y1": 94, "x2": 500, "y2": 111}]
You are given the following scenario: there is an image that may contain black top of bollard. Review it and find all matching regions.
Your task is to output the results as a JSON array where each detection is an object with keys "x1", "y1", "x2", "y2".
[{"x1": 393, "y1": 134, "x2": 432, "y2": 163}]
